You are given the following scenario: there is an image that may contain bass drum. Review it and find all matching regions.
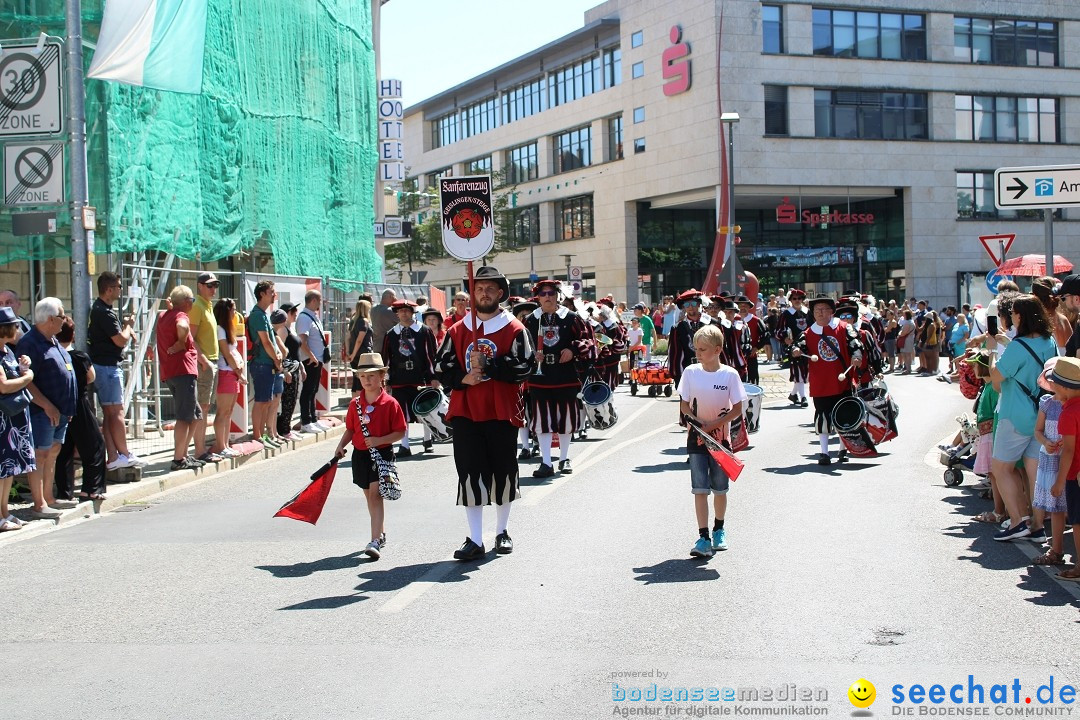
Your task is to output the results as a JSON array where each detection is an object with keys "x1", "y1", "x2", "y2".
[
  {"x1": 857, "y1": 383, "x2": 898, "y2": 445},
  {"x1": 743, "y1": 383, "x2": 764, "y2": 434},
  {"x1": 411, "y1": 387, "x2": 452, "y2": 442},
  {"x1": 580, "y1": 381, "x2": 617, "y2": 430}
]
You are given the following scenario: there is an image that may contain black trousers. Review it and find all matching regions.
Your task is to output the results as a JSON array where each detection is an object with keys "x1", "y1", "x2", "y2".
[
  {"x1": 746, "y1": 354, "x2": 759, "y2": 385},
  {"x1": 299, "y1": 360, "x2": 322, "y2": 425},
  {"x1": 277, "y1": 364, "x2": 301, "y2": 435},
  {"x1": 55, "y1": 400, "x2": 106, "y2": 498}
]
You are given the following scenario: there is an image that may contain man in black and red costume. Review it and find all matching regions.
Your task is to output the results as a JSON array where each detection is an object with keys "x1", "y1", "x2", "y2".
[
  {"x1": 780, "y1": 288, "x2": 810, "y2": 406},
  {"x1": 791, "y1": 294, "x2": 863, "y2": 465},
  {"x1": 435, "y1": 266, "x2": 536, "y2": 560},
  {"x1": 737, "y1": 295, "x2": 766, "y2": 385},
  {"x1": 594, "y1": 298, "x2": 628, "y2": 390},
  {"x1": 668, "y1": 289, "x2": 714, "y2": 387},
  {"x1": 382, "y1": 299, "x2": 439, "y2": 457},
  {"x1": 522, "y1": 280, "x2": 595, "y2": 478}
]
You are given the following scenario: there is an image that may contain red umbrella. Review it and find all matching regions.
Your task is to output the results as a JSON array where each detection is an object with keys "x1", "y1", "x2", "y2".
[{"x1": 997, "y1": 254, "x2": 1073, "y2": 276}]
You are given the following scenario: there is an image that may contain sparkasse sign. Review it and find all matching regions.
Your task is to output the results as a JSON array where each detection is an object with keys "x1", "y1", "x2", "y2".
[{"x1": 776, "y1": 198, "x2": 874, "y2": 226}]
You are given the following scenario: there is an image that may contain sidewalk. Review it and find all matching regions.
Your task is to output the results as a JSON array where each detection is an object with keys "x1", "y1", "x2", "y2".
[{"x1": 2, "y1": 413, "x2": 349, "y2": 543}]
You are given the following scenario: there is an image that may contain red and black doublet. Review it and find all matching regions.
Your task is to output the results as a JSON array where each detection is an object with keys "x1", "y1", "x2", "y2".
[
  {"x1": 435, "y1": 310, "x2": 535, "y2": 507},
  {"x1": 668, "y1": 313, "x2": 713, "y2": 386},
  {"x1": 382, "y1": 322, "x2": 437, "y2": 423},
  {"x1": 797, "y1": 318, "x2": 863, "y2": 433},
  {"x1": 523, "y1": 307, "x2": 594, "y2": 434},
  {"x1": 781, "y1": 306, "x2": 810, "y2": 383},
  {"x1": 595, "y1": 318, "x2": 627, "y2": 389}
]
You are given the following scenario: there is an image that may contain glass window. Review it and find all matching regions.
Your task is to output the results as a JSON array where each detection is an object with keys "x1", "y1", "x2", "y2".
[
  {"x1": 955, "y1": 94, "x2": 1057, "y2": 143},
  {"x1": 813, "y1": 8, "x2": 925, "y2": 60},
  {"x1": 815, "y1": 90, "x2": 927, "y2": 140},
  {"x1": 501, "y1": 77, "x2": 546, "y2": 125},
  {"x1": 506, "y1": 143, "x2": 538, "y2": 184},
  {"x1": 603, "y1": 46, "x2": 621, "y2": 88},
  {"x1": 633, "y1": 106, "x2": 645, "y2": 124},
  {"x1": 631, "y1": 30, "x2": 643, "y2": 48},
  {"x1": 632, "y1": 61, "x2": 644, "y2": 79},
  {"x1": 608, "y1": 115, "x2": 623, "y2": 161},
  {"x1": 954, "y1": 16, "x2": 1057, "y2": 66},
  {"x1": 460, "y1": 96, "x2": 499, "y2": 140},
  {"x1": 555, "y1": 195, "x2": 594, "y2": 240},
  {"x1": 466, "y1": 156, "x2": 491, "y2": 175},
  {"x1": 957, "y1": 171, "x2": 1013, "y2": 219},
  {"x1": 764, "y1": 85, "x2": 788, "y2": 135},
  {"x1": 426, "y1": 167, "x2": 452, "y2": 190},
  {"x1": 634, "y1": 138, "x2": 646, "y2": 154},
  {"x1": 431, "y1": 113, "x2": 459, "y2": 149},
  {"x1": 762, "y1": 5, "x2": 783, "y2": 54},
  {"x1": 554, "y1": 126, "x2": 592, "y2": 173},
  {"x1": 506, "y1": 205, "x2": 539, "y2": 248}
]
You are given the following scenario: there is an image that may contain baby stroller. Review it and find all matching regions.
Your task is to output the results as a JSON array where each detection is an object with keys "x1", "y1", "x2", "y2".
[{"x1": 942, "y1": 413, "x2": 979, "y2": 487}]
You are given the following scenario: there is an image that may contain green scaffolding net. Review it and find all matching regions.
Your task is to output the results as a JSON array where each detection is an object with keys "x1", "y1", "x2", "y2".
[{"x1": 0, "y1": 0, "x2": 382, "y2": 282}]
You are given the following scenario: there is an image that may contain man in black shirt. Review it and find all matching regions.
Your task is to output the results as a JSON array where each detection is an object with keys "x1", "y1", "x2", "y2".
[{"x1": 87, "y1": 272, "x2": 145, "y2": 469}]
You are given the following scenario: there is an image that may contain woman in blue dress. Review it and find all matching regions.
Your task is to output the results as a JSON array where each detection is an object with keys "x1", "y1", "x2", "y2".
[{"x1": 0, "y1": 307, "x2": 36, "y2": 532}]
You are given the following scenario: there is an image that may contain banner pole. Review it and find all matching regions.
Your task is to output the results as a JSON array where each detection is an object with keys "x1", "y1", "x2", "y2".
[{"x1": 467, "y1": 260, "x2": 478, "y2": 363}]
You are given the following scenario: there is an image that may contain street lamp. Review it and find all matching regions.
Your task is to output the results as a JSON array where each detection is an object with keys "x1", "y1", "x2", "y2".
[
  {"x1": 720, "y1": 112, "x2": 740, "y2": 293},
  {"x1": 855, "y1": 244, "x2": 866, "y2": 292}
]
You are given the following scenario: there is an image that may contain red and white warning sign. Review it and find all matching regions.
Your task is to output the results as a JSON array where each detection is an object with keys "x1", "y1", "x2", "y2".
[{"x1": 979, "y1": 233, "x2": 1015, "y2": 267}]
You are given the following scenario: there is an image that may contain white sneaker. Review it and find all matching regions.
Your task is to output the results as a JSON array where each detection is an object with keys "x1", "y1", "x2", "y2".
[
  {"x1": 315, "y1": 420, "x2": 331, "y2": 430},
  {"x1": 106, "y1": 456, "x2": 130, "y2": 471},
  {"x1": 124, "y1": 453, "x2": 149, "y2": 468},
  {"x1": 301, "y1": 423, "x2": 321, "y2": 434}
]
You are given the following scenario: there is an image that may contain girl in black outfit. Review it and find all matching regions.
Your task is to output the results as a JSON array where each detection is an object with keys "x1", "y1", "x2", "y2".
[
  {"x1": 276, "y1": 304, "x2": 305, "y2": 438},
  {"x1": 347, "y1": 299, "x2": 373, "y2": 398},
  {"x1": 53, "y1": 318, "x2": 107, "y2": 501}
]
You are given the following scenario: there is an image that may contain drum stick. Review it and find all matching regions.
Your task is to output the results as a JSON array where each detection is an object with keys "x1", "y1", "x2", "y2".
[
  {"x1": 809, "y1": 354, "x2": 819, "y2": 362},
  {"x1": 837, "y1": 364, "x2": 855, "y2": 381}
]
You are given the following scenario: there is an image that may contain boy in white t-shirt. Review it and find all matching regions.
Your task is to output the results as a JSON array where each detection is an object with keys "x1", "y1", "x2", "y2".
[
  {"x1": 627, "y1": 317, "x2": 645, "y2": 365},
  {"x1": 677, "y1": 324, "x2": 746, "y2": 558}
]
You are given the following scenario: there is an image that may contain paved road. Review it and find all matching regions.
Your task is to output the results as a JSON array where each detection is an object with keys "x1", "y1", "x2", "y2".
[{"x1": 2, "y1": 371, "x2": 1078, "y2": 719}]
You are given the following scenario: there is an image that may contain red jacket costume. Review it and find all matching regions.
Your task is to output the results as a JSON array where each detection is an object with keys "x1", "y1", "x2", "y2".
[
  {"x1": 435, "y1": 310, "x2": 535, "y2": 426},
  {"x1": 798, "y1": 318, "x2": 862, "y2": 397}
]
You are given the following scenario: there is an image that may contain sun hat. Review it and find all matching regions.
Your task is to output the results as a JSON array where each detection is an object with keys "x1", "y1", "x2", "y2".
[
  {"x1": 1038, "y1": 357, "x2": 1060, "y2": 393},
  {"x1": 354, "y1": 352, "x2": 388, "y2": 374},
  {"x1": 1050, "y1": 356, "x2": 1080, "y2": 390},
  {"x1": 0, "y1": 307, "x2": 18, "y2": 326}
]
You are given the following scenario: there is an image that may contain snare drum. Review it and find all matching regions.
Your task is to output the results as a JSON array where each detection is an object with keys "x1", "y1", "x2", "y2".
[
  {"x1": 411, "y1": 387, "x2": 452, "y2": 442},
  {"x1": 580, "y1": 381, "x2": 617, "y2": 430},
  {"x1": 831, "y1": 396, "x2": 867, "y2": 433},
  {"x1": 743, "y1": 383, "x2": 764, "y2": 434}
]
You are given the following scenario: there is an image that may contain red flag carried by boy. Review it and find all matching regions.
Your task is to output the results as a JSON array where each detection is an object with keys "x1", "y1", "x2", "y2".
[
  {"x1": 689, "y1": 422, "x2": 745, "y2": 481},
  {"x1": 274, "y1": 458, "x2": 339, "y2": 525}
]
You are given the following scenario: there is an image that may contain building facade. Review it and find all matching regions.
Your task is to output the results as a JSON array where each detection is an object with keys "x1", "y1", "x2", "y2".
[{"x1": 402, "y1": 0, "x2": 1080, "y2": 309}]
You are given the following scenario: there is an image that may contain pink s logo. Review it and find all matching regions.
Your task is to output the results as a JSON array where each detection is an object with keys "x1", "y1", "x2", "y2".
[
  {"x1": 662, "y1": 25, "x2": 691, "y2": 96},
  {"x1": 776, "y1": 197, "x2": 798, "y2": 224}
]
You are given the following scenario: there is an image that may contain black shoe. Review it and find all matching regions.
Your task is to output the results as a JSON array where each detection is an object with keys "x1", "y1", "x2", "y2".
[
  {"x1": 396, "y1": 446, "x2": 412, "y2": 458},
  {"x1": 518, "y1": 448, "x2": 532, "y2": 460},
  {"x1": 817, "y1": 453, "x2": 831, "y2": 466},
  {"x1": 533, "y1": 463, "x2": 555, "y2": 478},
  {"x1": 788, "y1": 393, "x2": 799, "y2": 405},
  {"x1": 558, "y1": 459, "x2": 573, "y2": 474},
  {"x1": 800, "y1": 398, "x2": 808, "y2": 407},
  {"x1": 423, "y1": 440, "x2": 433, "y2": 453},
  {"x1": 837, "y1": 449, "x2": 849, "y2": 464},
  {"x1": 495, "y1": 531, "x2": 513, "y2": 554},
  {"x1": 453, "y1": 537, "x2": 485, "y2": 561}
]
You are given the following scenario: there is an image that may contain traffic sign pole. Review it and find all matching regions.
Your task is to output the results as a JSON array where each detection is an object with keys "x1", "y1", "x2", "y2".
[
  {"x1": 65, "y1": 0, "x2": 91, "y2": 350},
  {"x1": 1045, "y1": 210, "x2": 1054, "y2": 278}
]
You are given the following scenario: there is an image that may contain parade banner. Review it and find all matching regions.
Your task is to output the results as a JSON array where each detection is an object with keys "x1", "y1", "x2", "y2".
[{"x1": 439, "y1": 175, "x2": 494, "y2": 261}]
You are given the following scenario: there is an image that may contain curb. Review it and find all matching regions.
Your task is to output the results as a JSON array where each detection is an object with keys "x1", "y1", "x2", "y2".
[{"x1": 1, "y1": 422, "x2": 347, "y2": 545}]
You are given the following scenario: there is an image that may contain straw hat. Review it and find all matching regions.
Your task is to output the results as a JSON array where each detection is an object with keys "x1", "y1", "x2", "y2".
[
  {"x1": 354, "y1": 352, "x2": 388, "y2": 374},
  {"x1": 1050, "y1": 356, "x2": 1080, "y2": 390}
]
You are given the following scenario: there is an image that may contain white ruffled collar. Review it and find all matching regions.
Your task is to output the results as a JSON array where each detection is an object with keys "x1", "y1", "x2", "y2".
[
  {"x1": 459, "y1": 310, "x2": 513, "y2": 335},
  {"x1": 810, "y1": 318, "x2": 840, "y2": 333}
]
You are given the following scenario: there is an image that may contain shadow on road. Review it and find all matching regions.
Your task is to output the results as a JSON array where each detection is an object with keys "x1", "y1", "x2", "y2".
[
  {"x1": 355, "y1": 555, "x2": 498, "y2": 593},
  {"x1": 632, "y1": 558, "x2": 720, "y2": 584},
  {"x1": 278, "y1": 593, "x2": 368, "y2": 611},
  {"x1": 633, "y1": 461, "x2": 688, "y2": 474},
  {"x1": 1017, "y1": 567, "x2": 1080, "y2": 608},
  {"x1": 255, "y1": 551, "x2": 366, "y2": 577}
]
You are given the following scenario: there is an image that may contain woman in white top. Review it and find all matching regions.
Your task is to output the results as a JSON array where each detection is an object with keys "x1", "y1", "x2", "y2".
[{"x1": 211, "y1": 298, "x2": 246, "y2": 457}]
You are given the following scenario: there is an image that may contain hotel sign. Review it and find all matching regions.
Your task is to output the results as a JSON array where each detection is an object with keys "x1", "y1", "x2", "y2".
[
  {"x1": 378, "y1": 79, "x2": 405, "y2": 183},
  {"x1": 776, "y1": 198, "x2": 875, "y2": 226}
]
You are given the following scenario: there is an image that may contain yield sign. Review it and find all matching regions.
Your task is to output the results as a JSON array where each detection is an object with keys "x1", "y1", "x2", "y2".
[{"x1": 979, "y1": 233, "x2": 1015, "y2": 267}]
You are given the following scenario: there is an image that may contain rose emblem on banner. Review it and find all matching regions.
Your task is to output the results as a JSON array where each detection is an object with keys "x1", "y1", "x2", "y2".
[{"x1": 451, "y1": 208, "x2": 484, "y2": 239}]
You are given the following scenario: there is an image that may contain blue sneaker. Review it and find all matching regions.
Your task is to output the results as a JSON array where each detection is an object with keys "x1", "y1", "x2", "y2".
[
  {"x1": 712, "y1": 528, "x2": 728, "y2": 551},
  {"x1": 690, "y1": 537, "x2": 714, "y2": 558},
  {"x1": 993, "y1": 520, "x2": 1030, "y2": 542}
]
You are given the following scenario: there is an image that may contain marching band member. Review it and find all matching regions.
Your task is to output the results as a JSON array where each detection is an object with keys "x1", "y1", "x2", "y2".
[
  {"x1": 792, "y1": 294, "x2": 863, "y2": 466},
  {"x1": 434, "y1": 266, "x2": 535, "y2": 560},
  {"x1": 780, "y1": 288, "x2": 810, "y2": 406},
  {"x1": 512, "y1": 298, "x2": 539, "y2": 458},
  {"x1": 668, "y1": 289, "x2": 714, "y2": 387},
  {"x1": 837, "y1": 299, "x2": 884, "y2": 386},
  {"x1": 737, "y1": 295, "x2": 767, "y2": 385},
  {"x1": 382, "y1": 299, "x2": 439, "y2": 457},
  {"x1": 523, "y1": 280, "x2": 595, "y2": 477},
  {"x1": 715, "y1": 299, "x2": 750, "y2": 381},
  {"x1": 595, "y1": 302, "x2": 628, "y2": 390}
]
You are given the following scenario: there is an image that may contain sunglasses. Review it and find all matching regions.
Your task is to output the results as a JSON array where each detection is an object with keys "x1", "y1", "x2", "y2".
[
  {"x1": 682, "y1": 300, "x2": 700, "y2": 308},
  {"x1": 537, "y1": 290, "x2": 557, "y2": 297},
  {"x1": 203, "y1": 282, "x2": 220, "y2": 288}
]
